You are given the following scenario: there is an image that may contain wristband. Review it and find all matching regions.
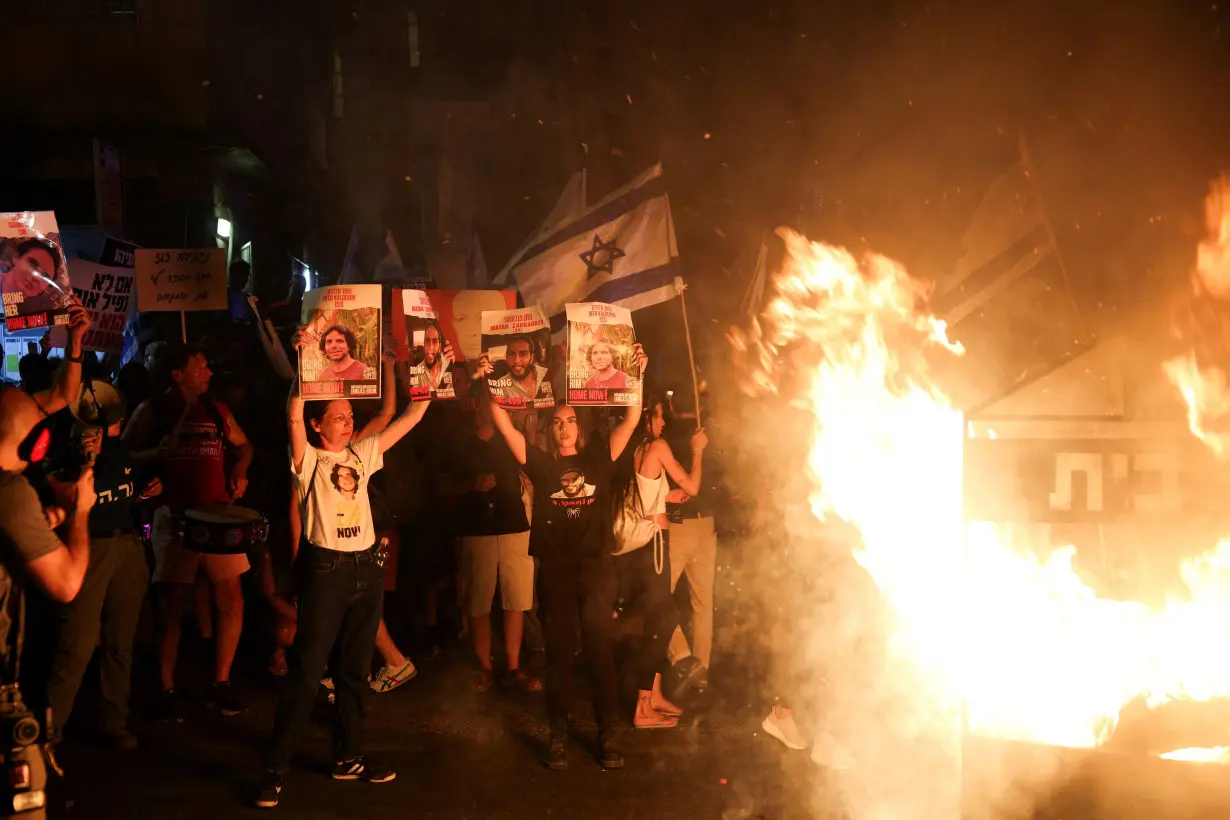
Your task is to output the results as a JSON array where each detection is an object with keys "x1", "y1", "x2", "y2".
[{"x1": 65, "y1": 353, "x2": 85, "y2": 363}]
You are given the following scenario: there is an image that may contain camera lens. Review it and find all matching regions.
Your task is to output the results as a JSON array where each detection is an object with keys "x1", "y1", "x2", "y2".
[{"x1": 11, "y1": 715, "x2": 39, "y2": 746}]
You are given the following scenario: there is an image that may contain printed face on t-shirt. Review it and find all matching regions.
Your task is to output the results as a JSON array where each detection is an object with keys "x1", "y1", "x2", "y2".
[
  {"x1": 550, "y1": 468, "x2": 595, "y2": 500},
  {"x1": 318, "y1": 450, "x2": 366, "y2": 539},
  {"x1": 331, "y1": 464, "x2": 359, "y2": 500}
]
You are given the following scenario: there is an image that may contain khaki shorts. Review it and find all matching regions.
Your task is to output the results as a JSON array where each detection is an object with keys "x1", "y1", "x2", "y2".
[
  {"x1": 461, "y1": 532, "x2": 533, "y2": 617},
  {"x1": 151, "y1": 506, "x2": 251, "y2": 585}
]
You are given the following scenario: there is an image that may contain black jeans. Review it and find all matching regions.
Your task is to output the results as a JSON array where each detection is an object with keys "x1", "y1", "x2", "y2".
[
  {"x1": 613, "y1": 531, "x2": 676, "y2": 691},
  {"x1": 46, "y1": 533, "x2": 149, "y2": 734},
  {"x1": 266, "y1": 544, "x2": 384, "y2": 772},
  {"x1": 540, "y1": 554, "x2": 619, "y2": 727}
]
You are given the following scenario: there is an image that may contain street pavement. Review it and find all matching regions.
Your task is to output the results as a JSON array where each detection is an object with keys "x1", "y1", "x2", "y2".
[{"x1": 41, "y1": 642, "x2": 1230, "y2": 819}]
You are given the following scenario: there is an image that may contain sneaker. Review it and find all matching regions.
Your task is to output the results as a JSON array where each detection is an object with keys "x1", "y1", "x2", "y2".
[
  {"x1": 254, "y1": 769, "x2": 283, "y2": 809},
  {"x1": 331, "y1": 757, "x2": 396, "y2": 783},
  {"x1": 101, "y1": 728, "x2": 138, "y2": 751},
  {"x1": 545, "y1": 720, "x2": 569, "y2": 771},
  {"x1": 155, "y1": 689, "x2": 185, "y2": 723},
  {"x1": 370, "y1": 659, "x2": 417, "y2": 693},
  {"x1": 811, "y1": 731, "x2": 856, "y2": 770},
  {"x1": 598, "y1": 724, "x2": 625, "y2": 769},
  {"x1": 762, "y1": 707, "x2": 807, "y2": 751},
  {"x1": 208, "y1": 681, "x2": 247, "y2": 716}
]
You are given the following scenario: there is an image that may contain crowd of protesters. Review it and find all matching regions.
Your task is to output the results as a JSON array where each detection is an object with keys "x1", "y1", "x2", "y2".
[{"x1": 0, "y1": 258, "x2": 793, "y2": 811}]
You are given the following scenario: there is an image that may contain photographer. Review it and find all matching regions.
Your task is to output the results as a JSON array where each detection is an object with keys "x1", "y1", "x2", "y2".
[{"x1": 45, "y1": 384, "x2": 160, "y2": 751}]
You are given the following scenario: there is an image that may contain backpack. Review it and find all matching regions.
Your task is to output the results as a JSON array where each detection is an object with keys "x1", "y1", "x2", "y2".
[{"x1": 611, "y1": 473, "x2": 665, "y2": 574}]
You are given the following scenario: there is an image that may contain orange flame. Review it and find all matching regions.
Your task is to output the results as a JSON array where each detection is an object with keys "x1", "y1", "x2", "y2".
[{"x1": 739, "y1": 227, "x2": 1230, "y2": 763}]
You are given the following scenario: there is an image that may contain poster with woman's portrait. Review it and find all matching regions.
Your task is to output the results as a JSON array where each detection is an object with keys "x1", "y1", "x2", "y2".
[
  {"x1": 298, "y1": 284, "x2": 382, "y2": 401},
  {"x1": 390, "y1": 289, "x2": 455, "y2": 402},
  {"x1": 424, "y1": 289, "x2": 517, "y2": 361},
  {"x1": 565, "y1": 302, "x2": 641, "y2": 407},
  {"x1": 481, "y1": 305, "x2": 555, "y2": 410},
  {"x1": 1, "y1": 211, "x2": 74, "y2": 331}
]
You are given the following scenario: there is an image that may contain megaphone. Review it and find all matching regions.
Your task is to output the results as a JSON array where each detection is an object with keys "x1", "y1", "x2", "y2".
[{"x1": 70, "y1": 380, "x2": 127, "y2": 432}]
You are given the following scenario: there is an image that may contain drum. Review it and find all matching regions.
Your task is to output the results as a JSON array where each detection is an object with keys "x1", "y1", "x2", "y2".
[{"x1": 182, "y1": 504, "x2": 269, "y2": 555}]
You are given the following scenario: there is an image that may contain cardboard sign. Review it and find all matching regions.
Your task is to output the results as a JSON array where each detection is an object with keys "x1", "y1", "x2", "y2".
[
  {"x1": 1, "y1": 211, "x2": 74, "y2": 331},
  {"x1": 391, "y1": 289, "x2": 454, "y2": 402},
  {"x1": 135, "y1": 248, "x2": 226, "y2": 312},
  {"x1": 481, "y1": 305, "x2": 555, "y2": 409},
  {"x1": 66, "y1": 261, "x2": 133, "y2": 354},
  {"x1": 566, "y1": 302, "x2": 642, "y2": 407},
  {"x1": 298, "y1": 284, "x2": 382, "y2": 401}
]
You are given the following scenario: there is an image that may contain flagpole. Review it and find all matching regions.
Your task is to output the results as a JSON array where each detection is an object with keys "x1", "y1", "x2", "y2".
[
  {"x1": 673, "y1": 276, "x2": 702, "y2": 430},
  {"x1": 1018, "y1": 130, "x2": 1088, "y2": 340}
]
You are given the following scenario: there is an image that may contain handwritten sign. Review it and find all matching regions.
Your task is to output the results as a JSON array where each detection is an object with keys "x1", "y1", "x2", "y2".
[
  {"x1": 135, "y1": 248, "x2": 226, "y2": 312},
  {"x1": 72, "y1": 261, "x2": 134, "y2": 354}
]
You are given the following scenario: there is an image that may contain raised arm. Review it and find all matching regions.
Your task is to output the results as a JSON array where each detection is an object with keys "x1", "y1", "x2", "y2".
[
  {"x1": 608, "y1": 343, "x2": 649, "y2": 461},
  {"x1": 356, "y1": 358, "x2": 397, "y2": 439},
  {"x1": 34, "y1": 300, "x2": 90, "y2": 416},
  {"x1": 653, "y1": 429, "x2": 708, "y2": 496},
  {"x1": 488, "y1": 396, "x2": 527, "y2": 465},
  {"x1": 473, "y1": 353, "x2": 527, "y2": 464},
  {"x1": 287, "y1": 376, "x2": 307, "y2": 474},
  {"x1": 378, "y1": 396, "x2": 430, "y2": 453}
]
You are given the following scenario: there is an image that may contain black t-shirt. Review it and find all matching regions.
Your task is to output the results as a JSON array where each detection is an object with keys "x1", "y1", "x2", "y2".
[
  {"x1": 522, "y1": 445, "x2": 616, "y2": 562},
  {"x1": 89, "y1": 437, "x2": 138, "y2": 534},
  {"x1": 456, "y1": 433, "x2": 529, "y2": 537}
]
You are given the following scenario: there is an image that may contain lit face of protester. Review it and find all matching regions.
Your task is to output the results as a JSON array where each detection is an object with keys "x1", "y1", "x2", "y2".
[
  {"x1": 550, "y1": 405, "x2": 581, "y2": 454},
  {"x1": 588, "y1": 340, "x2": 615, "y2": 376},
  {"x1": 422, "y1": 324, "x2": 444, "y2": 368},
  {"x1": 507, "y1": 339, "x2": 535, "y2": 382},
  {"x1": 172, "y1": 353, "x2": 212, "y2": 397},
  {"x1": 322, "y1": 329, "x2": 353, "y2": 366},
  {"x1": 5, "y1": 245, "x2": 55, "y2": 298},
  {"x1": 311, "y1": 399, "x2": 355, "y2": 450},
  {"x1": 647, "y1": 401, "x2": 666, "y2": 440}
]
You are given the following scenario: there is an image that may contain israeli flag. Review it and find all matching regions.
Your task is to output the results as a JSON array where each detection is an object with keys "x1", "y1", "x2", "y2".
[{"x1": 511, "y1": 164, "x2": 679, "y2": 333}]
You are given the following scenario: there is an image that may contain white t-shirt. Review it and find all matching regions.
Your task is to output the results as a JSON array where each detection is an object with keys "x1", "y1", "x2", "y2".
[{"x1": 292, "y1": 436, "x2": 384, "y2": 552}]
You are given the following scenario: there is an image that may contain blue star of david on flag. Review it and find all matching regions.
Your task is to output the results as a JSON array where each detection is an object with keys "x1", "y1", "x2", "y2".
[{"x1": 579, "y1": 234, "x2": 626, "y2": 279}]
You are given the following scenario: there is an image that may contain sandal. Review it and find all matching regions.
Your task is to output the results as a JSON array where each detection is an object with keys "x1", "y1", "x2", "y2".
[
  {"x1": 472, "y1": 669, "x2": 496, "y2": 693},
  {"x1": 505, "y1": 668, "x2": 543, "y2": 693},
  {"x1": 634, "y1": 712, "x2": 679, "y2": 730}
]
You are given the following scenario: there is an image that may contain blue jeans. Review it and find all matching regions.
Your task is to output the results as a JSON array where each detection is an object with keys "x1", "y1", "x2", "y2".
[{"x1": 266, "y1": 544, "x2": 384, "y2": 772}]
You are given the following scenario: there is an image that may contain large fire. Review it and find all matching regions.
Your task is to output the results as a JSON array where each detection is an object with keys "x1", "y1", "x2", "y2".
[{"x1": 734, "y1": 210, "x2": 1230, "y2": 769}]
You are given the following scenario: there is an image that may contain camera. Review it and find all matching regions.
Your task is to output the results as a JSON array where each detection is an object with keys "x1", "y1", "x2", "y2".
[
  {"x1": 0, "y1": 686, "x2": 48, "y2": 818},
  {"x1": 0, "y1": 689, "x2": 39, "y2": 748}
]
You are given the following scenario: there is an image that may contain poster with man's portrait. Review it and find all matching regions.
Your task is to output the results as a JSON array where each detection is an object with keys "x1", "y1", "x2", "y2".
[
  {"x1": 565, "y1": 302, "x2": 641, "y2": 407},
  {"x1": 298, "y1": 284, "x2": 382, "y2": 401},
  {"x1": 391, "y1": 289, "x2": 455, "y2": 402},
  {"x1": 1, "y1": 211, "x2": 74, "y2": 331},
  {"x1": 425, "y1": 289, "x2": 517, "y2": 361},
  {"x1": 481, "y1": 305, "x2": 555, "y2": 410}
]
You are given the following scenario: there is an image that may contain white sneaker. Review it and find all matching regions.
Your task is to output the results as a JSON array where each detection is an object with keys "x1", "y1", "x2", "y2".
[
  {"x1": 370, "y1": 659, "x2": 417, "y2": 693},
  {"x1": 761, "y1": 708, "x2": 807, "y2": 751},
  {"x1": 810, "y1": 731, "x2": 856, "y2": 770}
]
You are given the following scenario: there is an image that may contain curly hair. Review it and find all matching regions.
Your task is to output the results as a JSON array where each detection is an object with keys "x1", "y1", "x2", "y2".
[
  {"x1": 330, "y1": 463, "x2": 360, "y2": 494},
  {"x1": 319, "y1": 324, "x2": 358, "y2": 358},
  {"x1": 586, "y1": 336, "x2": 620, "y2": 368}
]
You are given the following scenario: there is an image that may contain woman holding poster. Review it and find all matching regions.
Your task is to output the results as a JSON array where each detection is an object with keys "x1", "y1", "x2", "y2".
[{"x1": 475, "y1": 342, "x2": 649, "y2": 773}]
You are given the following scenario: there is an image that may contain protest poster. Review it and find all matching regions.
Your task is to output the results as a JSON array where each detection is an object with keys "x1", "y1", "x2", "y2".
[
  {"x1": 565, "y1": 302, "x2": 642, "y2": 407},
  {"x1": 424, "y1": 289, "x2": 517, "y2": 361},
  {"x1": 391, "y1": 289, "x2": 454, "y2": 402},
  {"x1": 481, "y1": 305, "x2": 554, "y2": 409},
  {"x1": 1, "y1": 211, "x2": 74, "y2": 331},
  {"x1": 134, "y1": 249, "x2": 227, "y2": 312},
  {"x1": 298, "y1": 284, "x2": 382, "y2": 401},
  {"x1": 54, "y1": 261, "x2": 133, "y2": 354},
  {"x1": 100, "y1": 236, "x2": 138, "y2": 268}
]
